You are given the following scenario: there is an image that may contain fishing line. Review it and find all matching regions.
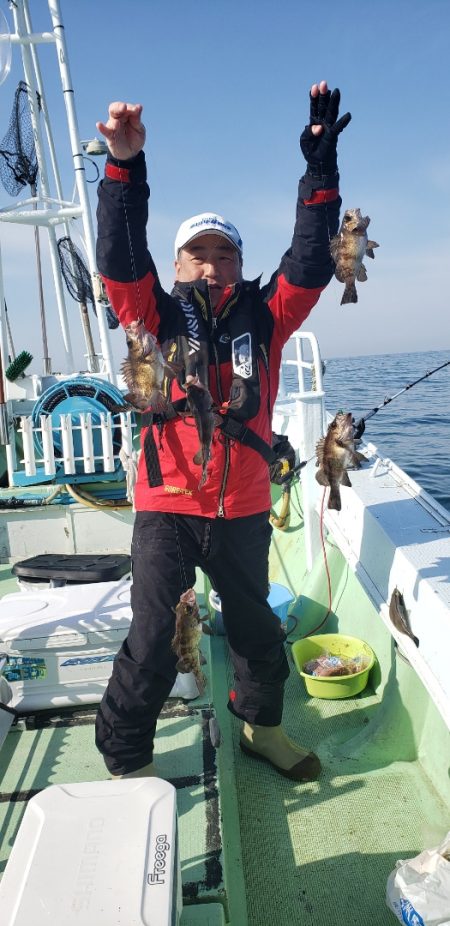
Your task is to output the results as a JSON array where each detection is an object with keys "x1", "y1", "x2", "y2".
[
  {"x1": 114, "y1": 126, "x2": 191, "y2": 592},
  {"x1": 116, "y1": 163, "x2": 145, "y2": 324}
]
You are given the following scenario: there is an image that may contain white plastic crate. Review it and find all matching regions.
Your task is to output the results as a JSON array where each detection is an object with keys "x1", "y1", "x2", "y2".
[{"x1": 0, "y1": 778, "x2": 181, "y2": 925}]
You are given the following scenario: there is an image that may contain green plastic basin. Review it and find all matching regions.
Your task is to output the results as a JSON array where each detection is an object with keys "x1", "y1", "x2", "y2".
[{"x1": 292, "y1": 633, "x2": 375, "y2": 699}]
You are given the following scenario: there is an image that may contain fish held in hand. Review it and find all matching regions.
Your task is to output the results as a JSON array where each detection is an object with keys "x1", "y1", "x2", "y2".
[
  {"x1": 389, "y1": 587, "x2": 419, "y2": 647},
  {"x1": 330, "y1": 208, "x2": 379, "y2": 305},
  {"x1": 315, "y1": 411, "x2": 367, "y2": 511},
  {"x1": 185, "y1": 374, "x2": 218, "y2": 489},
  {"x1": 171, "y1": 588, "x2": 211, "y2": 696},
  {"x1": 120, "y1": 319, "x2": 177, "y2": 413}
]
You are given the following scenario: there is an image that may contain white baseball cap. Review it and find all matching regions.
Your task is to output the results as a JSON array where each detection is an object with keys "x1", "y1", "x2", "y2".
[{"x1": 174, "y1": 213, "x2": 243, "y2": 258}]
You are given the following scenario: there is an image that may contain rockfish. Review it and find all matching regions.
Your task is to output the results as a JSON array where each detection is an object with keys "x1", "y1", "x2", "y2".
[
  {"x1": 171, "y1": 588, "x2": 211, "y2": 696},
  {"x1": 120, "y1": 319, "x2": 177, "y2": 412},
  {"x1": 330, "y1": 208, "x2": 379, "y2": 305},
  {"x1": 185, "y1": 374, "x2": 218, "y2": 489},
  {"x1": 315, "y1": 412, "x2": 367, "y2": 511},
  {"x1": 389, "y1": 587, "x2": 419, "y2": 647}
]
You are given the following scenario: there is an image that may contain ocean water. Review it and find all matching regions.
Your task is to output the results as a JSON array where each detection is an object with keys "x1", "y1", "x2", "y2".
[{"x1": 286, "y1": 348, "x2": 450, "y2": 514}]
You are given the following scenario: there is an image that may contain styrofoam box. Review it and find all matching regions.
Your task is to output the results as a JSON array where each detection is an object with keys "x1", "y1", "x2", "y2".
[
  {"x1": 0, "y1": 578, "x2": 200, "y2": 711},
  {"x1": 0, "y1": 778, "x2": 182, "y2": 926}
]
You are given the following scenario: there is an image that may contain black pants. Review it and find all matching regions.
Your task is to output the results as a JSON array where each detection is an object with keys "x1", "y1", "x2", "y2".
[{"x1": 95, "y1": 511, "x2": 290, "y2": 775}]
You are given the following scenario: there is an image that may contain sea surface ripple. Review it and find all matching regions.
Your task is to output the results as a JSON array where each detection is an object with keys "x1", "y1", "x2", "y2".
[{"x1": 322, "y1": 349, "x2": 450, "y2": 513}]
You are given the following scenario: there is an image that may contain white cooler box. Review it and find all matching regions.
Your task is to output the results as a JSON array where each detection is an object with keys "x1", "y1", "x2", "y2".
[
  {"x1": 0, "y1": 578, "x2": 201, "y2": 711},
  {"x1": 0, "y1": 777, "x2": 182, "y2": 926}
]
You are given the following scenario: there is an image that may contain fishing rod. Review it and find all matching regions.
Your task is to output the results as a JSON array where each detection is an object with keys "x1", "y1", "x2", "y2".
[{"x1": 353, "y1": 358, "x2": 450, "y2": 437}]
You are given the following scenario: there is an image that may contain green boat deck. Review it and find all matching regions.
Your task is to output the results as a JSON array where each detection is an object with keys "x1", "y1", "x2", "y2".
[{"x1": 1, "y1": 480, "x2": 450, "y2": 924}]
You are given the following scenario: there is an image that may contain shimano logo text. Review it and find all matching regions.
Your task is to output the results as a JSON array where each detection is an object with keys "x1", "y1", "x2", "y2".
[{"x1": 71, "y1": 816, "x2": 104, "y2": 913}]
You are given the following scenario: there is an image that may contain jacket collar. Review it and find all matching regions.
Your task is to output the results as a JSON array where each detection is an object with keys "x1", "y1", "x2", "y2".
[{"x1": 172, "y1": 277, "x2": 261, "y2": 311}]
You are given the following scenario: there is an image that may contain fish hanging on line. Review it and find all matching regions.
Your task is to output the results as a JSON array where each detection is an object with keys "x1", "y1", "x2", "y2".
[
  {"x1": 119, "y1": 318, "x2": 179, "y2": 412},
  {"x1": 185, "y1": 374, "x2": 219, "y2": 489},
  {"x1": 330, "y1": 208, "x2": 379, "y2": 305},
  {"x1": 389, "y1": 587, "x2": 419, "y2": 647},
  {"x1": 315, "y1": 411, "x2": 367, "y2": 511},
  {"x1": 171, "y1": 588, "x2": 212, "y2": 696}
]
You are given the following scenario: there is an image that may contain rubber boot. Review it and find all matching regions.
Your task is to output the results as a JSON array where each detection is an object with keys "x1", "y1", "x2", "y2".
[
  {"x1": 240, "y1": 723, "x2": 321, "y2": 781},
  {"x1": 110, "y1": 761, "x2": 157, "y2": 780}
]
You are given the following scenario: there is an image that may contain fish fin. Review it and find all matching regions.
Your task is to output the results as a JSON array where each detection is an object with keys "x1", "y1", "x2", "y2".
[
  {"x1": 330, "y1": 236, "x2": 340, "y2": 262},
  {"x1": 109, "y1": 401, "x2": 134, "y2": 414},
  {"x1": 315, "y1": 436, "x2": 326, "y2": 463},
  {"x1": 199, "y1": 652, "x2": 207, "y2": 665},
  {"x1": 193, "y1": 448, "x2": 203, "y2": 465},
  {"x1": 200, "y1": 620, "x2": 214, "y2": 636},
  {"x1": 175, "y1": 659, "x2": 189, "y2": 673},
  {"x1": 148, "y1": 390, "x2": 168, "y2": 414},
  {"x1": 328, "y1": 485, "x2": 342, "y2": 510},
  {"x1": 357, "y1": 264, "x2": 368, "y2": 282},
  {"x1": 341, "y1": 282, "x2": 358, "y2": 305},
  {"x1": 123, "y1": 393, "x2": 148, "y2": 411},
  {"x1": 163, "y1": 360, "x2": 183, "y2": 379},
  {"x1": 366, "y1": 240, "x2": 379, "y2": 255},
  {"x1": 213, "y1": 413, "x2": 223, "y2": 428},
  {"x1": 334, "y1": 266, "x2": 347, "y2": 284},
  {"x1": 351, "y1": 451, "x2": 368, "y2": 469},
  {"x1": 315, "y1": 468, "x2": 329, "y2": 487},
  {"x1": 341, "y1": 471, "x2": 352, "y2": 487}
]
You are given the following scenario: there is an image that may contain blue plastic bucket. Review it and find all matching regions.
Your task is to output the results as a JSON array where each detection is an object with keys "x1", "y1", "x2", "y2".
[{"x1": 209, "y1": 582, "x2": 295, "y2": 635}]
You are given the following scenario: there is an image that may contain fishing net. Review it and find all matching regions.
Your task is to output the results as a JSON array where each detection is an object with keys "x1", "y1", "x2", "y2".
[
  {"x1": 57, "y1": 236, "x2": 119, "y2": 329},
  {"x1": 0, "y1": 80, "x2": 40, "y2": 195}
]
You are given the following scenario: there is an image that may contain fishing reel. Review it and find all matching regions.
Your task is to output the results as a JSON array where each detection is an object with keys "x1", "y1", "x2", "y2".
[{"x1": 269, "y1": 433, "x2": 297, "y2": 485}]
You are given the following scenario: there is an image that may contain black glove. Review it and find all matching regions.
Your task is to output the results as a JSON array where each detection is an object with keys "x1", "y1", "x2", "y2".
[
  {"x1": 300, "y1": 87, "x2": 351, "y2": 176},
  {"x1": 352, "y1": 417, "x2": 365, "y2": 439}
]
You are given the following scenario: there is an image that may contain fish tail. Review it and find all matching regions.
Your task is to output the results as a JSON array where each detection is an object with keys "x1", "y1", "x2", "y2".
[
  {"x1": 341, "y1": 282, "x2": 358, "y2": 305},
  {"x1": 194, "y1": 667, "x2": 206, "y2": 695},
  {"x1": 328, "y1": 484, "x2": 342, "y2": 511}
]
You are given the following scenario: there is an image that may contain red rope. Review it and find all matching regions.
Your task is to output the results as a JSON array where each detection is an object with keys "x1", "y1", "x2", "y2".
[{"x1": 298, "y1": 486, "x2": 332, "y2": 638}]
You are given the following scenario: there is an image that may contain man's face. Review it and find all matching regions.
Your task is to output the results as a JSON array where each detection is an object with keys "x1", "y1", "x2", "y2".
[{"x1": 175, "y1": 233, "x2": 242, "y2": 308}]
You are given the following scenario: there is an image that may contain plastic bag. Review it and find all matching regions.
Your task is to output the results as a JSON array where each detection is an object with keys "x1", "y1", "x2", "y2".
[
  {"x1": 386, "y1": 831, "x2": 450, "y2": 925},
  {"x1": 303, "y1": 653, "x2": 370, "y2": 677}
]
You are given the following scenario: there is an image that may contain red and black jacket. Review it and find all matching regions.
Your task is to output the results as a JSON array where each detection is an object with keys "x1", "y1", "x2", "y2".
[{"x1": 96, "y1": 152, "x2": 340, "y2": 518}]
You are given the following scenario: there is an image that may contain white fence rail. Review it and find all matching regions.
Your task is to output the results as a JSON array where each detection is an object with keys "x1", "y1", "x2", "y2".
[{"x1": 18, "y1": 412, "x2": 135, "y2": 478}]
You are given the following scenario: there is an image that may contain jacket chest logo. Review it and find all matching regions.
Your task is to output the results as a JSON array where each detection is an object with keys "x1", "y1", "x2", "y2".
[{"x1": 232, "y1": 333, "x2": 252, "y2": 379}]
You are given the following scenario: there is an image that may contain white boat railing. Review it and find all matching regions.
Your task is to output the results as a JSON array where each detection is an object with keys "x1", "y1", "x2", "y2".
[
  {"x1": 15, "y1": 412, "x2": 136, "y2": 482},
  {"x1": 273, "y1": 331, "x2": 327, "y2": 571}
]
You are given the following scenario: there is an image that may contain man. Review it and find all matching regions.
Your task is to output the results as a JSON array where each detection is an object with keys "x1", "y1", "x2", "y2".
[{"x1": 95, "y1": 81, "x2": 350, "y2": 781}]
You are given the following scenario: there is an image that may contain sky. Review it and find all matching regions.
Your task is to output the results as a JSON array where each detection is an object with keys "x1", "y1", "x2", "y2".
[{"x1": 0, "y1": 0, "x2": 449, "y2": 374}]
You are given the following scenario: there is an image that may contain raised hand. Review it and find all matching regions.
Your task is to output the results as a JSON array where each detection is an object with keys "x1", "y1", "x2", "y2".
[
  {"x1": 96, "y1": 102, "x2": 146, "y2": 161},
  {"x1": 300, "y1": 80, "x2": 351, "y2": 175}
]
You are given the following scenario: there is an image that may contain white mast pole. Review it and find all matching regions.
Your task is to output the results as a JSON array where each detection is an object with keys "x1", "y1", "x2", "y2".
[
  {"x1": 47, "y1": 0, "x2": 116, "y2": 384},
  {"x1": 10, "y1": 0, "x2": 75, "y2": 372},
  {"x1": 22, "y1": 0, "x2": 100, "y2": 373}
]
